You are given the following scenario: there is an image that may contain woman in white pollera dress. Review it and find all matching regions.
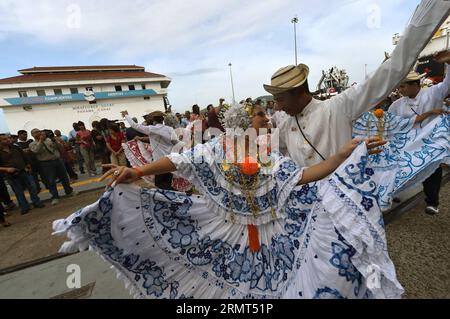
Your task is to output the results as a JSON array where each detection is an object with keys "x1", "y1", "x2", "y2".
[{"x1": 53, "y1": 103, "x2": 403, "y2": 299}]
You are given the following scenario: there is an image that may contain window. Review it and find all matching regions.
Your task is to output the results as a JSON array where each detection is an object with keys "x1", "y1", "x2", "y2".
[
  {"x1": 142, "y1": 84, "x2": 146, "y2": 90},
  {"x1": 37, "y1": 90, "x2": 46, "y2": 97},
  {"x1": 70, "y1": 88, "x2": 79, "y2": 94},
  {"x1": 115, "y1": 85, "x2": 122, "y2": 92},
  {"x1": 143, "y1": 96, "x2": 150, "y2": 100},
  {"x1": 18, "y1": 91, "x2": 28, "y2": 98},
  {"x1": 89, "y1": 100, "x2": 97, "y2": 105},
  {"x1": 54, "y1": 89, "x2": 63, "y2": 95},
  {"x1": 128, "y1": 85, "x2": 135, "y2": 91},
  {"x1": 86, "y1": 87, "x2": 93, "y2": 92}
]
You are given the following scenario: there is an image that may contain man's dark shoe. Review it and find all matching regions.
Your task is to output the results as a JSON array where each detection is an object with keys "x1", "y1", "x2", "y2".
[{"x1": 21, "y1": 209, "x2": 31, "y2": 215}]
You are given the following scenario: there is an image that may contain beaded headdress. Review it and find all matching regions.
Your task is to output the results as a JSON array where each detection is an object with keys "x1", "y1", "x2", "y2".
[{"x1": 220, "y1": 102, "x2": 254, "y2": 131}]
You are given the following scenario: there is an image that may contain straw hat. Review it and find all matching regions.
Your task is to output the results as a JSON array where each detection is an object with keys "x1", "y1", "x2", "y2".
[
  {"x1": 403, "y1": 70, "x2": 426, "y2": 83},
  {"x1": 148, "y1": 111, "x2": 166, "y2": 118},
  {"x1": 263, "y1": 64, "x2": 309, "y2": 95}
]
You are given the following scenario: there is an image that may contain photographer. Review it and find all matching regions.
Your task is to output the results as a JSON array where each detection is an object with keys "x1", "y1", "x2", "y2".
[
  {"x1": 76, "y1": 121, "x2": 97, "y2": 177},
  {"x1": 54, "y1": 129, "x2": 78, "y2": 181},
  {"x1": 68, "y1": 123, "x2": 85, "y2": 175},
  {"x1": 29, "y1": 128, "x2": 76, "y2": 205},
  {"x1": 0, "y1": 134, "x2": 45, "y2": 215}
]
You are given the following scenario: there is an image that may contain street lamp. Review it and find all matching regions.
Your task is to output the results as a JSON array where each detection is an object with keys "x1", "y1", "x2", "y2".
[
  {"x1": 291, "y1": 16, "x2": 299, "y2": 66},
  {"x1": 228, "y1": 63, "x2": 236, "y2": 105}
]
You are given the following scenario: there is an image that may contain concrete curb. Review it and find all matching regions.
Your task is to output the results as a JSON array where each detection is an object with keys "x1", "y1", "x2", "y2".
[{"x1": 0, "y1": 253, "x2": 75, "y2": 276}]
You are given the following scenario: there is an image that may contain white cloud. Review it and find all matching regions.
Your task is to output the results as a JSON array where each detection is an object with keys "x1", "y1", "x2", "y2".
[{"x1": 0, "y1": 0, "x2": 420, "y2": 112}]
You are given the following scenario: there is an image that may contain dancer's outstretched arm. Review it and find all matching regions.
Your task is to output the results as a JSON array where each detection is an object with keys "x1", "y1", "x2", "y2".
[
  {"x1": 299, "y1": 137, "x2": 386, "y2": 185},
  {"x1": 335, "y1": 1, "x2": 450, "y2": 120},
  {"x1": 415, "y1": 108, "x2": 449, "y2": 124},
  {"x1": 102, "y1": 137, "x2": 386, "y2": 187},
  {"x1": 100, "y1": 157, "x2": 177, "y2": 187}
]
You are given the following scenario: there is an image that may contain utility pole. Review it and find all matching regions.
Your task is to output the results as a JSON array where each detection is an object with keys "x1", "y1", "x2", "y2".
[
  {"x1": 291, "y1": 16, "x2": 299, "y2": 65},
  {"x1": 228, "y1": 63, "x2": 236, "y2": 104}
]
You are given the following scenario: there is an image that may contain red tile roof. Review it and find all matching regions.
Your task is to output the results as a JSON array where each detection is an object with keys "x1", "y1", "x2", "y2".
[
  {"x1": 0, "y1": 68, "x2": 168, "y2": 85},
  {"x1": 19, "y1": 65, "x2": 145, "y2": 74}
]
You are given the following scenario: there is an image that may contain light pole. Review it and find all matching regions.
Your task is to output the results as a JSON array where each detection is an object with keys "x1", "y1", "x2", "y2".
[
  {"x1": 291, "y1": 16, "x2": 299, "y2": 66},
  {"x1": 228, "y1": 63, "x2": 236, "y2": 105}
]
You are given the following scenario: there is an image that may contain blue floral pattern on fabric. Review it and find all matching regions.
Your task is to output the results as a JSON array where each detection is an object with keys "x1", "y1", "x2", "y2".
[
  {"x1": 145, "y1": 192, "x2": 307, "y2": 294},
  {"x1": 353, "y1": 112, "x2": 449, "y2": 209},
  {"x1": 330, "y1": 229, "x2": 363, "y2": 296},
  {"x1": 169, "y1": 221, "x2": 199, "y2": 249},
  {"x1": 68, "y1": 191, "x2": 181, "y2": 298},
  {"x1": 179, "y1": 140, "x2": 300, "y2": 219},
  {"x1": 313, "y1": 287, "x2": 346, "y2": 299},
  {"x1": 361, "y1": 197, "x2": 374, "y2": 211}
]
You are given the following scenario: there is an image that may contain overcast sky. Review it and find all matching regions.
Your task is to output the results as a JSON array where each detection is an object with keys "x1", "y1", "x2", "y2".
[{"x1": 0, "y1": 0, "x2": 418, "y2": 112}]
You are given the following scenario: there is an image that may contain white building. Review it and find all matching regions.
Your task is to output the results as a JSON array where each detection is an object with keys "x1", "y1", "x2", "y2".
[{"x1": 0, "y1": 65, "x2": 171, "y2": 135}]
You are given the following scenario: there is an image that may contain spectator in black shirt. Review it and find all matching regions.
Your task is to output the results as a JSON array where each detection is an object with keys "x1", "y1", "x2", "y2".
[
  {"x1": 0, "y1": 134, "x2": 45, "y2": 215},
  {"x1": 17, "y1": 130, "x2": 44, "y2": 192},
  {"x1": 92, "y1": 121, "x2": 111, "y2": 173}
]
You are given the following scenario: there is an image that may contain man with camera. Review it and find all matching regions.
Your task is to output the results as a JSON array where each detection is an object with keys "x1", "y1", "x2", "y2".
[
  {"x1": 29, "y1": 129, "x2": 76, "y2": 205},
  {"x1": 0, "y1": 134, "x2": 45, "y2": 215}
]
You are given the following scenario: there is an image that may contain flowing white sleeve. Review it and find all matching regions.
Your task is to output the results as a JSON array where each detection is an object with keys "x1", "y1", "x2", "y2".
[
  {"x1": 332, "y1": 0, "x2": 450, "y2": 120},
  {"x1": 124, "y1": 115, "x2": 152, "y2": 135}
]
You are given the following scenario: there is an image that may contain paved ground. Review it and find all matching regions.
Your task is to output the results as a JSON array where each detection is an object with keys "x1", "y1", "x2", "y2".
[
  {"x1": 0, "y1": 175, "x2": 106, "y2": 270},
  {"x1": 0, "y1": 179, "x2": 448, "y2": 298},
  {"x1": 385, "y1": 181, "x2": 450, "y2": 299},
  {"x1": 0, "y1": 251, "x2": 132, "y2": 299}
]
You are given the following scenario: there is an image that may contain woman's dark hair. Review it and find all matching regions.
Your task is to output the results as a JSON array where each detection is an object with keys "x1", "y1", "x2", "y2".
[
  {"x1": 192, "y1": 104, "x2": 200, "y2": 115},
  {"x1": 207, "y1": 104, "x2": 213, "y2": 111},
  {"x1": 72, "y1": 122, "x2": 80, "y2": 131},
  {"x1": 92, "y1": 121, "x2": 100, "y2": 129},
  {"x1": 107, "y1": 123, "x2": 120, "y2": 133},
  {"x1": 78, "y1": 121, "x2": 85, "y2": 127},
  {"x1": 99, "y1": 118, "x2": 109, "y2": 130}
]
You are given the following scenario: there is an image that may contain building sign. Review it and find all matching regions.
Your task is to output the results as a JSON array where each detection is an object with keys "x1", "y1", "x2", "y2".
[
  {"x1": 83, "y1": 90, "x2": 96, "y2": 102},
  {"x1": 4, "y1": 89, "x2": 158, "y2": 106},
  {"x1": 72, "y1": 103, "x2": 113, "y2": 114}
]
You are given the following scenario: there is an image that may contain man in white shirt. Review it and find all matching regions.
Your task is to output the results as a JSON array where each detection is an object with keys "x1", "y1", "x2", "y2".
[
  {"x1": 122, "y1": 110, "x2": 179, "y2": 190},
  {"x1": 389, "y1": 52, "x2": 450, "y2": 128},
  {"x1": 263, "y1": 1, "x2": 450, "y2": 168},
  {"x1": 388, "y1": 51, "x2": 450, "y2": 215}
]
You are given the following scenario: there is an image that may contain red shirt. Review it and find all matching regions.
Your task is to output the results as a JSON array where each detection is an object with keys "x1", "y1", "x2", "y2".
[
  {"x1": 107, "y1": 132, "x2": 125, "y2": 152},
  {"x1": 76, "y1": 130, "x2": 94, "y2": 149}
]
